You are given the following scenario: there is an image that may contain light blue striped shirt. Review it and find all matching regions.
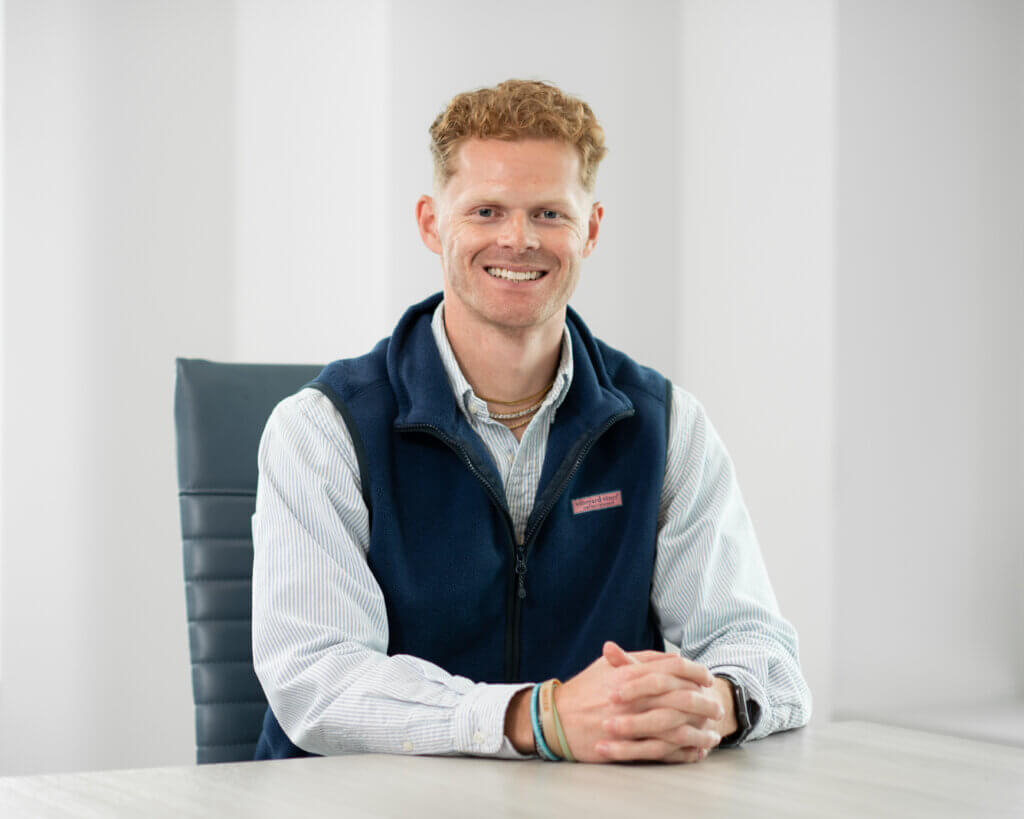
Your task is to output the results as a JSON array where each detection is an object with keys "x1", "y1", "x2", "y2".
[{"x1": 251, "y1": 301, "x2": 811, "y2": 758}]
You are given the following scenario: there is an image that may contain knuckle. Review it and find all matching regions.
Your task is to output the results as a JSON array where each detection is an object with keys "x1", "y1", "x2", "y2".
[
  {"x1": 602, "y1": 743, "x2": 622, "y2": 760},
  {"x1": 613, "y1": 716, "x2": 632, "y2": 735}
]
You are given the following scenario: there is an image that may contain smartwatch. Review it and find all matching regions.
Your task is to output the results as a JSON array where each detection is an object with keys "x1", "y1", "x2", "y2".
[{"x1": 715, "y1": 674, "x2": 759, "y2": 747}]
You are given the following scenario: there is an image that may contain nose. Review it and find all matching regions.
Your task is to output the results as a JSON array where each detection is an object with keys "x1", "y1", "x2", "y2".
[{"x1": 497, "y1": 211, "x2": 540, "y2": 253}]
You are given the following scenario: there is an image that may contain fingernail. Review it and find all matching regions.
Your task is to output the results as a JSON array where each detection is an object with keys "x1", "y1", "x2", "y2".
[{"x1": 711, "y1": 732, "x2": 721, "y2": 744}]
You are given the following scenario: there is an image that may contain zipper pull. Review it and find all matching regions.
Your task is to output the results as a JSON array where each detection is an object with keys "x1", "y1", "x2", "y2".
[{"x1": 514, "y1": 541, "x2": 527, "y2": 600}]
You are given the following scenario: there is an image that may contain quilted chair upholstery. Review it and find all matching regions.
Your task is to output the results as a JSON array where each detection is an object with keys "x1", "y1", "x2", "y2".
[{"x1": 174, "y1": 358, "x2": 321, "y2": 763}]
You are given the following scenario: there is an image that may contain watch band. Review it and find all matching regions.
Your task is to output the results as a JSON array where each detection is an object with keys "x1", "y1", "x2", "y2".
[{"x1": 715, "y1": 673, "x2": 757, "y2": 747}]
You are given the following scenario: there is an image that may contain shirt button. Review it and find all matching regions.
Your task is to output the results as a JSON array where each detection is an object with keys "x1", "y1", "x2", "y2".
[
  {"x1": 402, "y1": 741, "x2": 413, "y2": 752},
  {"x1": 473, "y1": 731, "x2": 485, "y2": 744}
]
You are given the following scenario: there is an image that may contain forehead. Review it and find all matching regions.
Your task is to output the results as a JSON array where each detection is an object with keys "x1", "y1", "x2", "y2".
[{"x1": 445, "y1": 138, "x2": 584, "y2": 202}]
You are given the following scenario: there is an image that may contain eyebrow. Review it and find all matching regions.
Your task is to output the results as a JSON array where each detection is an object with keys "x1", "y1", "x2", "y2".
[{"x1": 464, "y1": 197, "x2": 577, "y2": 212}]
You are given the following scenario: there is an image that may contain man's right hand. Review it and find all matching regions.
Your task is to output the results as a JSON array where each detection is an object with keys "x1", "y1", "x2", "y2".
[{"x1": 507, "y1": 642, "x2": 724, "y2": 763}]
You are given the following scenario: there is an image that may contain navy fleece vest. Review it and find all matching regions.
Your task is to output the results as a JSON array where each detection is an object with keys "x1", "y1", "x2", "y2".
[{"x1": 255, "y1": 293, "x2": 670, "y2": 759}]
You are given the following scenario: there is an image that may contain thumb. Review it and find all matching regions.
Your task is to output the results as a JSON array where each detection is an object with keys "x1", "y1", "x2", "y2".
[{"x1": 602, "y1": 640, "x2": 636, "y2": 667}]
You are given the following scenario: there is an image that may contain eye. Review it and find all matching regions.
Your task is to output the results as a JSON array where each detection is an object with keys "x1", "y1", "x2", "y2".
[
  {"x1": 475, "y1": 207, "x2": 495, "y2": 218},
  {"x1": 539, "y1": 210, "x2": 560, "y2": 220}
]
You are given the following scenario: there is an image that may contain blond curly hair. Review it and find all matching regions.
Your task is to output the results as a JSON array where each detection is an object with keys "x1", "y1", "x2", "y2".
[{"x1": 429, "y1": 79, "x2": 608, "y2": 193}]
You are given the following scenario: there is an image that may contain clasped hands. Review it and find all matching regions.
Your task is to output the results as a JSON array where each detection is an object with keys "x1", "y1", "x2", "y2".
[{"x1": 508, "y1": 641, "x2": 732, "y2": 763}]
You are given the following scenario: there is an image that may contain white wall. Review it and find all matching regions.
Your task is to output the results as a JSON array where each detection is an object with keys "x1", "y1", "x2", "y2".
[
  {"x1": 234, "y1": 0, "x2": 392, "y2": 364},
  {"x1": 677, "y1": 0, "x2": 837, "y2": 723},
  {"x1": 834, "y1": 0, "x2": 1024, "y2": 714},
  {"x1": 1, "y1": 0, "x2": 232, "y2": 774},
  {"x1": 0, "y1": 0, "x2": 6, "y2": 683}
]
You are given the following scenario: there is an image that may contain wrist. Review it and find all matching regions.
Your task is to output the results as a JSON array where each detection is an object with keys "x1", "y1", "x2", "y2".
[
  {"x1": 505, "y1": 688, "x2": 536, "y2": 754},
  {"x1": 711, "y1": 676, "x2": 739, "y2": 739}
]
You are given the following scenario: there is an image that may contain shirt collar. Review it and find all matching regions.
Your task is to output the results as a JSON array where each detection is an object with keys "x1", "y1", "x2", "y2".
[{"x1": 430, "y1": 300, "x2": 574, "y2": 424}]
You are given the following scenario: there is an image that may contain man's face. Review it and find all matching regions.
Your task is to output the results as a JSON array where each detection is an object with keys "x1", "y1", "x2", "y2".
[{"x1": 416, "y1": 138, "x2": 603, "y2": 335}]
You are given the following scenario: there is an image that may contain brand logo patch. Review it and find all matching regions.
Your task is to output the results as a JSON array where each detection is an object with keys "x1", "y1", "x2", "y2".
[{"x1": 571, "y1": 490, "x2": 623, "y2": 515}]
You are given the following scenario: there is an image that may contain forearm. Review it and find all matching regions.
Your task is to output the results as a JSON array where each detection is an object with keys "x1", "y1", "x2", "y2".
[{"x1": 256, "y1": 641, "x2": 530, "y2": 757}]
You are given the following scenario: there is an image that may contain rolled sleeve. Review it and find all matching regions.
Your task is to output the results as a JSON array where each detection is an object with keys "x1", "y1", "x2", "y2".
[{"x1": 652, "y1": 386, "x2": 812, "y2": 742}]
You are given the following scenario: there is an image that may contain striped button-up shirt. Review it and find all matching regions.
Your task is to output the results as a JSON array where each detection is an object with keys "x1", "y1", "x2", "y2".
[{"x1": 251, "y1": 302, "x2": 811, "y2": 758}]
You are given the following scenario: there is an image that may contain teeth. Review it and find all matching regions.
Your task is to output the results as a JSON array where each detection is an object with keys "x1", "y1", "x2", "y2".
[{"x1": 485, "y1": 267, "x2": 545, "y2": 282}]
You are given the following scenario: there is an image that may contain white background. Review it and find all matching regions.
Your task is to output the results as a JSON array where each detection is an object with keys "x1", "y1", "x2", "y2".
[{"x1": 1, "y1": 0, "x2": 1021, "y2": 775}]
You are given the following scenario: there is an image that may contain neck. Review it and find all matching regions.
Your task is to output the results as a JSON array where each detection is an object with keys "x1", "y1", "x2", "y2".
[{"x1": 442, "y1": 300, "x2": 564, "y2": 405}]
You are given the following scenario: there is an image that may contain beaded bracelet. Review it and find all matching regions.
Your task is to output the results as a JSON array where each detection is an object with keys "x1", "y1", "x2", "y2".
[{"x1": 530, "y1": 682, "x2": 561, "y2": 761}]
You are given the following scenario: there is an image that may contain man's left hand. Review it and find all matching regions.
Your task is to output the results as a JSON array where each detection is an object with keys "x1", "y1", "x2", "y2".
[{"x1": 597, "y1": 644, "x2": 737, "y2": 762}]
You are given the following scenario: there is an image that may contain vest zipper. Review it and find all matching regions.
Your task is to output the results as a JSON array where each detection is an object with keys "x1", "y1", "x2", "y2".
[
  {"x1": 514, "y1": 542, "x2": 528, "y2": 600},
  {"x1": 397, "y1": 424, "x2": 520, "y2": 681},
  {"x1": 402, "y1": 411, "x2": 633, "y2": 682},
  {"x1": 508, "y1": 410, "x2": 634, "y2": 680}
]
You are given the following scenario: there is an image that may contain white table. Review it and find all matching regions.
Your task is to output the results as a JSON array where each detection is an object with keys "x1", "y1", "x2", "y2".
[{"x1": 2, "y1": 721, "x2": 1022, "y2": 817}]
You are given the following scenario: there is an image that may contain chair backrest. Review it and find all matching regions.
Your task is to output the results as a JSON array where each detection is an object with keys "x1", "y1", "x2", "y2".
[{"x1": 174, "y1": 358, "x2": 321, "y2": 764}]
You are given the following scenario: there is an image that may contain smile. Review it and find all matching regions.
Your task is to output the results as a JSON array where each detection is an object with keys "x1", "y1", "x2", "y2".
[{"x1": 485, "y1": 267, "x2": 547, "y2": 282}]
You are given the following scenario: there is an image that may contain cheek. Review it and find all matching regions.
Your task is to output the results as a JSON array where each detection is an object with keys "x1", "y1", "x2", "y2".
[
  {"x1": 448, "y1": 227, "x2": 488, "y2": 261},
  {"x1": 554, "y1": 233, "x2": 585, "y2": 260}
]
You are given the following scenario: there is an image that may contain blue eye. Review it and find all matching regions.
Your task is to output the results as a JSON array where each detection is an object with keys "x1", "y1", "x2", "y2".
[
  {"x1": 476, "y1": 208, "x2": 494, "y2": 218},
  {"x1": 540, "y1": 210, "x2": 560, "y2": 219}
]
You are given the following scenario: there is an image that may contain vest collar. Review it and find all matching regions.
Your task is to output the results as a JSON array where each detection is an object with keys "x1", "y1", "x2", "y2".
[
  {"x1": 389, "y1": 292, "x2": 633, "y2": 430},
  {"x1": 389, "y1": 292, "x2": 636, "y2": 527}
]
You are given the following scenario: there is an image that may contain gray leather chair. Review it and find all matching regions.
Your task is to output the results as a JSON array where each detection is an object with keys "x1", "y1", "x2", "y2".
[{"x1": 174, "y1": 358, "x2": 321, "y2": 763}]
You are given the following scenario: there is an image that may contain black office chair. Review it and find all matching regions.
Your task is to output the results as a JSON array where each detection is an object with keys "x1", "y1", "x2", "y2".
[{"x1": 174, "y1": 358, "x2": 321, "y2": 763}]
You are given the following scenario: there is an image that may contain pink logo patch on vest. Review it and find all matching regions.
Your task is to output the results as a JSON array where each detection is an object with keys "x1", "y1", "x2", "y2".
[{"x1": 571, "y1": 490, "x2": 623, "y2": 515}]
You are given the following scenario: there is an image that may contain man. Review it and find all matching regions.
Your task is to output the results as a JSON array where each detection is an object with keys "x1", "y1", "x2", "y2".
[{"x1": 252, "y1": 79, "x2": 811, "y2": 764}]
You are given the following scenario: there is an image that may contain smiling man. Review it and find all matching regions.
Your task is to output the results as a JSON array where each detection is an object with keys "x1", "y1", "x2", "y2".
[{"x1": 251, "y1": 80, "x2": 811, "y2": 764}]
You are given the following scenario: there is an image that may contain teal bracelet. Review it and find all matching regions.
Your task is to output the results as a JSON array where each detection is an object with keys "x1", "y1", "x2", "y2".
[{"x1": 530, "y1": 683, "x2": 560, "y2": 761}]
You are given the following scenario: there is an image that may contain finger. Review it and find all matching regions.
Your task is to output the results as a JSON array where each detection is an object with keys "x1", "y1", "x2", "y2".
[
  {"x1": 595, "y1": 738, "x2": 679, "y2": 762},
  {"x1": 620, "y1": 654, "x2": 713, "y2": 688},
  {"x1": 604, "y1": 707, "x2": 686, "y2": 737},
  {"x1": 602, "y1": 641, "x2": 636, "y2": 668},
  {"x1": 596, "y1": 739, "x2": 710, "y2": 763},
  {"x1": 605, "y1": 711, "x2": 721, "y2": 749},
  {"x1": 629, "y1": 688, "x2": 726, "y2": 722},
  {"x1": 623, "y1": 650, "x2": 676, "y2": 663},
  {"x1": 611, "y1": 671, "x2": 704, "y2": 704},
  {"x1": 663, "y1": 723, "x2": 721, "y2": 750}
]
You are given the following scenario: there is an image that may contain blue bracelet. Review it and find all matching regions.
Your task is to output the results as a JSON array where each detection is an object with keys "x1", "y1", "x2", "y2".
[{"x1": 530, "y1": 683, "x2": 561, "y2": 761}]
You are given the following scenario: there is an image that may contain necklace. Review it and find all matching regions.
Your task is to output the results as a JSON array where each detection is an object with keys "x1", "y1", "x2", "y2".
[
  {"x1": 488, "y1": 397, "x2": 546, "y2": 420},
  {"x1": 503, "y1": 413, "x2": 537, "y2": 431},
  {"x1": 476, "y1": 379, "x2": 555, "y2": 406}
]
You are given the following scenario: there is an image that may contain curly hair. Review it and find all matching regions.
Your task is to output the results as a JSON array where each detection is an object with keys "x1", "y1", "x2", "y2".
[{"x1": 429, "y1": 79, "x2": 608, "y2": 193}]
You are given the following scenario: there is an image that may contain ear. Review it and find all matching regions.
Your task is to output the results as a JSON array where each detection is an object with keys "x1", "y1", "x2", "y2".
[
  {"x1": 582, "y1": 201, "x2": 604, "y2": 258},
  {"x1": 416, "y1": 195, "x2": 443, "y2": 255}
]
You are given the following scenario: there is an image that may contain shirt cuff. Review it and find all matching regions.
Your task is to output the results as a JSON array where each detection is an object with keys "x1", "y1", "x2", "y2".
[{"x1": 453, "y1": 682, "x2": 536, "y2": 758}]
